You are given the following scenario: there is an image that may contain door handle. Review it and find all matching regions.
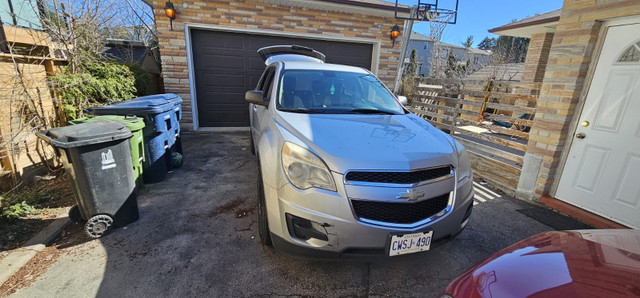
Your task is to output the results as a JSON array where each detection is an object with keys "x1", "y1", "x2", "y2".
[{"x1": 576, "y1": 132, "x2": 586, "y2": 139}]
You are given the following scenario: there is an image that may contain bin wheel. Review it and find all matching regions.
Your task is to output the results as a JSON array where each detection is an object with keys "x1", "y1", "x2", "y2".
[
  {"x1": 171, "y1": 152, "x2": 183, "y2": 169},
  {"x1": 85, "y1": 215, "x2": 113, "y2": 238},
  {"x1": 68, "y1": 205, "x2": 83, "y2": 223}
]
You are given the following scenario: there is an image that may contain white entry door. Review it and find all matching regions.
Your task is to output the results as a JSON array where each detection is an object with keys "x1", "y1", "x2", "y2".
[{"x1": 556, "y1": 23, "x2": 640, "y2": 228}]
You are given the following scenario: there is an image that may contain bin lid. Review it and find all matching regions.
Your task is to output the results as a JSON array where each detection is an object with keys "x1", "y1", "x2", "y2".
[
  {"x1": 135, "y1": 93, "x2": 183, "y2": 106},
  {"x1": 86, "y1": 96, "x2": 175, "y2": 116},
  {"x1": 37, "y1": 120, "x2": 132, "y2": 148},
  {"x1": 69, "y1": 115, "x2": 145, "y2": 132}
]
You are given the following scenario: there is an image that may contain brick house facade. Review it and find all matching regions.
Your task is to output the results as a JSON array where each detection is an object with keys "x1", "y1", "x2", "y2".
[
  {"x1": 147, "y1": 0, "x2": 408, "y2": 128},
  {"x1": 491, "y1": 0, "x2": 640, "y2": 228}
]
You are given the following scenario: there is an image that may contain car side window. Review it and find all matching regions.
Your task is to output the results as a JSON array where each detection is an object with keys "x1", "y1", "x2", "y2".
[
  {"x1": 261, "y1": 67, "x2": 276, "y2": 101},
  {"x1": 257, "y1": 68, "x2": 271, "y2": 91}
]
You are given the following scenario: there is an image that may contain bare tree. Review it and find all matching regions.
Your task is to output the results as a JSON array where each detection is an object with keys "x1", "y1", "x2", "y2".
[{"x1": 0, "y1": 0, "x2": 149, "y2": 188}]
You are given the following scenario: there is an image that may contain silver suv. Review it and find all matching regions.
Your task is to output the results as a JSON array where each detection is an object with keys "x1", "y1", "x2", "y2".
[{"x1": 247, "y1": 45, "x2": 474, "y2": 258}]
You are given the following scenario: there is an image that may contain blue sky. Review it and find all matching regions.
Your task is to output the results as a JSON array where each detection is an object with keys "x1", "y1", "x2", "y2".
[{"x1": 395, "y1": 0, "x2": 563, "y2": 47}]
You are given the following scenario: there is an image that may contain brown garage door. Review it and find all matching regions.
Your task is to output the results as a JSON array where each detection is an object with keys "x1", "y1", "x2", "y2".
[{"x1": 191, "y1": 29, "x2": 373, "y2": 127}]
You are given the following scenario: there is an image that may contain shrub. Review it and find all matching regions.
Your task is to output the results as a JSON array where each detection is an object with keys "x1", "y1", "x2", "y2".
[
  {"x1": 125, "y1": 62, "x2": 153, "y2": 96},
  {"x1": 52, "y1": 61, "x2": 136, "y2": 119},
  {"x1": 399, "y1": 49, "x2": 418, "y2": 98},
  {"x1": 1, "y1": 187, "x2": 50, "y2": 219},
  {"x1": 2, "y1": 201, "x2": 35, "y2": 219}
]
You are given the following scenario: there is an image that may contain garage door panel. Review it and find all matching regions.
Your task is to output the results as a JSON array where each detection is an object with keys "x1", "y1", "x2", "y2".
[
  {"x1": 201, "y1": 93, "x2": 245, "y2": 105},
  {"x1": 191, "y1": 29, "x2": 373, "y2": 127},
  {"x1": 199, "y1": 74, "x2": 246, "y2": 88},
  {"x1": 197, "y1": 32, "x2": 245, "y2": 50},
  {"x1": 248, "y1": 75, "x2": 262, "y2": 89},
  {"x1": 199, "y1": 54, "x2": 246, "y2": 69},
  {"x1": 207, "y1": 111, "x2": 249, "y2": 126},
  {"x1": 248, "y1": 57, "x2": 266, "y2": 70}
]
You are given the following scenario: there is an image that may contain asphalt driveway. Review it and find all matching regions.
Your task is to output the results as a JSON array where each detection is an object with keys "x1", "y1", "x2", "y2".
[{"x1": 8, "y1": 131, "x2": 589, "y2": 297}]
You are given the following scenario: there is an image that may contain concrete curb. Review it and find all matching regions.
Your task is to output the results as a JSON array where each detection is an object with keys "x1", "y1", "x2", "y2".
[{"x1": 0, "y1": 217, "x2": 70, "y2": 286}]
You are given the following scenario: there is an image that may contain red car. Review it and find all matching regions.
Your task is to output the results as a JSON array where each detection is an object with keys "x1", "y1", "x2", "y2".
[{"x1": 441, "y1": 229, "x2": 640, "y2": 298}]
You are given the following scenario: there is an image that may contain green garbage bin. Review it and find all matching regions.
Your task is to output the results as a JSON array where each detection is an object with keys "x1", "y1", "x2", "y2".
[{"x1": 70, "y1": 115, "x2": 146, "y2": 189}]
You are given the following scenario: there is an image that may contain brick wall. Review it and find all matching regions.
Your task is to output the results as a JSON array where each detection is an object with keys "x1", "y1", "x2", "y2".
[
  {"x1": 151, "y1": 0, "x2": 403, "y2": 127},
  {"x1": 527, "y1": 0, "x2": 640, "y2": 199},
  {"x1": 521, "y1": 32, "x2": 554, "y2": 84}
]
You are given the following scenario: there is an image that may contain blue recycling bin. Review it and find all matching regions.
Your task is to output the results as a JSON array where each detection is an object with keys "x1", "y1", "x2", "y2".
[
  {"x1": 165, "y1": 94, "x2": 183, "y2": 154},
  {"x1": 86, "y1": 94, "x2": 183, "y2": 183}
]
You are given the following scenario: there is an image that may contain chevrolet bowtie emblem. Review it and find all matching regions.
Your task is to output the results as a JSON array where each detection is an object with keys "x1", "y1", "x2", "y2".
[{"x1": 397, "y1": 189, "x2": 425, "y2": 202}]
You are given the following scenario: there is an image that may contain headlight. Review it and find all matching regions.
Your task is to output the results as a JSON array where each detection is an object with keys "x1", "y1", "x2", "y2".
[
  {"x1": 454, "y1": 140, "x2": 472, "y2": 183},
  {"x1": 281, "y1": 142, "x2": 336, "y2": 191}
]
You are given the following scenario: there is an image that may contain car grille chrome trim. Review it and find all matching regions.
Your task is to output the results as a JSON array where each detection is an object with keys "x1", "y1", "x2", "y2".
[
  {"x1": 350, "y1": 192, "x2": 453, "y2": 228},
  {"x1": 344, "y1": 165, "x2": 454, "y2": 187}
]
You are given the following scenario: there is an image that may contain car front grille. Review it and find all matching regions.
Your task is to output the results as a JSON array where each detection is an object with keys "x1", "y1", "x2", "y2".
[
  {"x1": 351, "y1": 193, "x2": 450, "y2": 224},
  {"x1": 345, "y1": 166, "x2": 452, "y2": 185}
]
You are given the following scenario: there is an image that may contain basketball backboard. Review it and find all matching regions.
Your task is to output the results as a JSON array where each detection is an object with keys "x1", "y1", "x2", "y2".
[{"x1": 394, "y1": 0, "x2": 459, "y2": 24}]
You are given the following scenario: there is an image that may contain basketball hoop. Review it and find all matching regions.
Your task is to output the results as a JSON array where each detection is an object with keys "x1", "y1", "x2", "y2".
[
  {"x1": 392, "y1": 0, "x2": 460, "y2": 88},
  {"x1": 427, "y1": 10, "x2": 455, "y2": 41},
  {"x1": 427, "y1": 10, "x2": 456, "y2": 78},
  {"x1": 394, "y1": 0, "x2": 458, "y2": 24}
]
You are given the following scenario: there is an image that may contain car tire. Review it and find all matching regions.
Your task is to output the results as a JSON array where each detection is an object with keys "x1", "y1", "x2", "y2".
[
  {"x1": 249, "y1": 132, "x2": 256, "y2": 156},
  {"x1": 257, "y1": 163, "x2": 272, "y2": 246}
]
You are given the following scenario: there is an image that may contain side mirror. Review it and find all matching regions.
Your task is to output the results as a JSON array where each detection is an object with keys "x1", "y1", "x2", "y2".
[
  {"x1": 397, "y1": 95, "x2": 408, "y2": 106},
  {"x1": 245, "y1": 90, "x2": 268, "y2": 106}
]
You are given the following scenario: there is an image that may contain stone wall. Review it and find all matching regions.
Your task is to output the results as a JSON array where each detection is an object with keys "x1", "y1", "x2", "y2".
[{"x1": 521, "y1": 32, "x2": 554, "y2": 84}]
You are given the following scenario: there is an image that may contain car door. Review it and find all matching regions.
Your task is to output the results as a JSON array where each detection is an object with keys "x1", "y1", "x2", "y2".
[{"x1": 251, "y1": 66, "x2": 276, "y2": 145}]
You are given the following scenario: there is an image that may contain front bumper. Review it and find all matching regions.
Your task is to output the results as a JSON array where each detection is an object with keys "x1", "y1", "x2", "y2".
[{"x1": 265, "y1": 172, "x2": 474, "y2": 258}]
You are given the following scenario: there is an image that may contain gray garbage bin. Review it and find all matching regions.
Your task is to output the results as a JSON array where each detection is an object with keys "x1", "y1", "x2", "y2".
[{"x1": 37, "y1": 120, "x2": 139, "y2": 238}]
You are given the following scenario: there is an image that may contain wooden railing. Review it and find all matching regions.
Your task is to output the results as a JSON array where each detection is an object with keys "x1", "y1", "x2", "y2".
[{"x1": 410, "y1": 78, "x2": 540, "y2": 195}]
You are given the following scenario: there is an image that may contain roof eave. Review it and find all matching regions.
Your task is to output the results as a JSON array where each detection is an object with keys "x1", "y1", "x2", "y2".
[
  {"x1": 320, "y1": 0, "x2": 410, "y2": 13},
  {"x1": 489, "y1": 16, "x2": 560, "y2": 38},
  {"x1": 258, "y1": 0, "x2": 410, "y2": 17}
]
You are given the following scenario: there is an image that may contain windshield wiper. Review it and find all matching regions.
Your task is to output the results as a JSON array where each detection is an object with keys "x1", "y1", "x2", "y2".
[
  {"x1": 345, "y1": 108, "x2": 400, "y2": 115},
  {"x1": 278, "y1": 108, "x2": 326, "y2": 114}
]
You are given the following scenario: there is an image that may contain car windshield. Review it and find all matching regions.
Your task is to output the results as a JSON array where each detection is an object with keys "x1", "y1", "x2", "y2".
[{"x1": 276, "y1": 70, "x2": 405, "y2": 115}]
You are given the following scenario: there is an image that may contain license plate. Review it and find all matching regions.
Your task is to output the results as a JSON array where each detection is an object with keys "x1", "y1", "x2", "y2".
[{"x1": 388, "y1": 231, "x2": 433, "y2": 256}]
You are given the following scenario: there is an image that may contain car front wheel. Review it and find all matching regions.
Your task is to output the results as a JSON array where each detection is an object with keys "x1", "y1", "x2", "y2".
[{"x1": 257, "y1": 163, "x2": 272, "y2": 246}]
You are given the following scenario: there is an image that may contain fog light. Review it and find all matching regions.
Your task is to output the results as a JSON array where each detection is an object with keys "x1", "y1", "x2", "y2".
[{"x1": 286, "y1": 213, "x2": 328, "y2": 241}]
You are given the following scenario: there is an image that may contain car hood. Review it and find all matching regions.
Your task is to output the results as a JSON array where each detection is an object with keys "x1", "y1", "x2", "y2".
[
  {"x1": 442, "y1": 229, "x2": 640, "y2": 298},
  {"x1": 275, "y1": 112, "x2": 457, "y2": 173}
]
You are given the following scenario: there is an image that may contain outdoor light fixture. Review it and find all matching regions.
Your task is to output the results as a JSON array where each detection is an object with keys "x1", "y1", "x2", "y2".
[
  {"x1": 164, "y1": 1, "x2": 176, "y2": 31},
  {"x1": 390, "y1": 24, "x2": 401, "y2": 46}
]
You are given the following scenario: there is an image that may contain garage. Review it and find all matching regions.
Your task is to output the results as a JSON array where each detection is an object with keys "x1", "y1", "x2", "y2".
[
  {"x1": 190, "y1": 29, "x2": 374, "y2": 127},
  {"x1": 154, "y1": 0, "x2": 405, "y2": 129}
]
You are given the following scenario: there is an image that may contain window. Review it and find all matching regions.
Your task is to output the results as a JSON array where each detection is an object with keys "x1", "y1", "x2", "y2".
[
  {"x1": 618, "y1": 41, "x2": 640, "y2": 63},
  {"x1": 0, "y1": 0, "x2": 43, "y2": 29},
  {"x1": 260, "y1": 67, "x2": 276, "y2": 101}
]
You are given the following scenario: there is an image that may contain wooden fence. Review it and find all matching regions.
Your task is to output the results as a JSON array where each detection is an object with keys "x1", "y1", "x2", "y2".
[
  {"x1": 410, "y1": 78, "x2": 540, "y2": 196},
  {"x1": 0, "y1": 25, "x2": 66, "y2": 190}
]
